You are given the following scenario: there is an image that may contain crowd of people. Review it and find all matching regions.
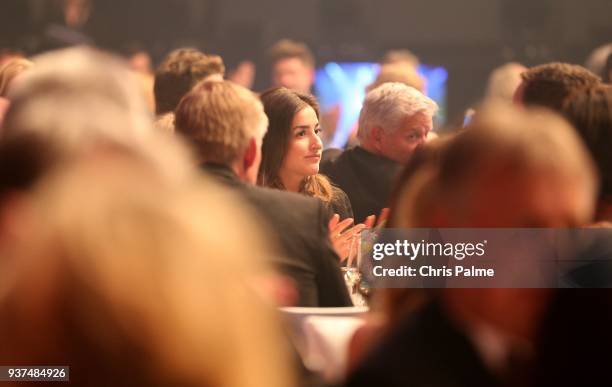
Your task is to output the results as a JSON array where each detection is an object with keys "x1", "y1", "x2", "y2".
[{"x1": 0, "y1": 35, "x2": 611, "y2": 387}]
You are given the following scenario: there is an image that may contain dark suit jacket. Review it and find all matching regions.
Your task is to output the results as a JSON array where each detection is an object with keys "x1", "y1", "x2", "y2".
[
  {"x1": 202, "y1": 164, "x2": 351, "y2": 307},
  {"x1": 346, "y1": 301, "x2": 500, "y2": 387},
  {"x1": 320, "y1": 146, "x2": 401, "y2": 223}
]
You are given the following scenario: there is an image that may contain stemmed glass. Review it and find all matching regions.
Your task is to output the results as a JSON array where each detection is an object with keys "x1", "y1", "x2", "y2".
[{"x1": 341, "y1": 234, "x2": 367, "y2": 306}]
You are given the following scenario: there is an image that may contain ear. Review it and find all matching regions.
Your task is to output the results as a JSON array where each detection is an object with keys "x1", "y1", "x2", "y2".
[
  {"x1": 370, "y1": 127, "x2": 384, "y2": 150},
  {"x1": 243, "y1": 137, "x2": 257, "y2": 171}
]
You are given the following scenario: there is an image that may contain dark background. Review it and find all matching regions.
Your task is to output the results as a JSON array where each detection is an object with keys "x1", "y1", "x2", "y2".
[{"x1": 1, "y1": 0, "x2": 610, "y2": 123}]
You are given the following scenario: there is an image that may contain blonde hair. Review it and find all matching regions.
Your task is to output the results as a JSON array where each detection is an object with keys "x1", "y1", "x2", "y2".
[
  {"x1": 0, "y1": 148, "x2": 293, "y2": 387},
  {"x1": 174, "y1": 80, "x2": 268, "y2": 165},
  {"x1": 0, "y1": 57, "x2": 33, "y2": 97}
]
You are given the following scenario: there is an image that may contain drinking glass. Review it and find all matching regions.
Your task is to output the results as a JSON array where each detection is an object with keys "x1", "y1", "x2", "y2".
[{"x1": 342, "y1": 234, "x2": 366, "y2": 306}]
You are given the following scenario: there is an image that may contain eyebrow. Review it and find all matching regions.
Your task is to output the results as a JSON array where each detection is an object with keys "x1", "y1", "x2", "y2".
[{"x1": 292, "y1": 124, "x2": 320, "y2": 130}]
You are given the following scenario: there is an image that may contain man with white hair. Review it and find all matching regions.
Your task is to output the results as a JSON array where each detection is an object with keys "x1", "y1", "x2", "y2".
[{"x1": 321, "y1": 82, "x2": 438, "y2": 223}]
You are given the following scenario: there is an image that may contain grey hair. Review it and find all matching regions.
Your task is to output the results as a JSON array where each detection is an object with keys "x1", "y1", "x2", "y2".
[{"x1": 357, "y1": 82, "x2": 438, "y2": 140}]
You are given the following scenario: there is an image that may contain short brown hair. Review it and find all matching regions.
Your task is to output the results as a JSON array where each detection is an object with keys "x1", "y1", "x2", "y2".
[
  {"x1": 520, "y1": 62, "x2": 600, "y2": 112},
  {"x1": 268, "y1": 39, "x2": 315, "y2": 68},
  {"x1": 562, "y1": 85, "x2": 612, "y2": 200},
  {"x1": 174, "y1": 80, "x2": 267, "y2": 165},
  {"x1": 154, "y1": 48, "x2": 225, "y2": 115}
]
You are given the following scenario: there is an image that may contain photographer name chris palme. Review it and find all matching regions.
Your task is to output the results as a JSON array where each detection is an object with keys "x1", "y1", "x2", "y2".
[{"x1": 371, "y1": 239, "x2": 495, "y2": 278}]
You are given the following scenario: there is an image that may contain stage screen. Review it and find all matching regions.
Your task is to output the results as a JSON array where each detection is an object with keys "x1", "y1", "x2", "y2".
[{"x1": 315, "y1": 62, "x2": 447, "y2": 149}]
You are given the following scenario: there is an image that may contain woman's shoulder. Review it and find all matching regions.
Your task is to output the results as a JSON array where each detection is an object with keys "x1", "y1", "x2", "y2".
[
  {"x1": 330, "y1": 184, "x2": 349, "y2": 201},
  {"x1": 329, "y1": 184, "x2": 353, "y2": 219}
]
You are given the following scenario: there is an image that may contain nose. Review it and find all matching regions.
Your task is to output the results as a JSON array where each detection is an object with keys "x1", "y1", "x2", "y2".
[
  {"x1": 309, "y1": 132, "x2": 323, "y2": 151},
  {"x1": 279, "y1": 73, "x2": 295, "y2": 88},
  {"x1": 417, "y1": 130, "x2": 430, "y2": 145}
]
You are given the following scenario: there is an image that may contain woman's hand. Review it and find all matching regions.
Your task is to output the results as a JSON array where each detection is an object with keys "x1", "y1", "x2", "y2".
[{"x1": 329, "y1": 214, "x2": 366, "y2": 262}]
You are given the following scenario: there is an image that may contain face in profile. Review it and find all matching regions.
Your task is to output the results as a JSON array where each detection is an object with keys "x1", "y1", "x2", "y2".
[
  {"x1": 280, "y1": 106, "x2": 323, "y2": 181},
  {"x1": 379, "y1": 111, "x2": 433, "y2": 164},
  {"x1": 272, "y1": 57, "x2": 314, "y2": 94}
]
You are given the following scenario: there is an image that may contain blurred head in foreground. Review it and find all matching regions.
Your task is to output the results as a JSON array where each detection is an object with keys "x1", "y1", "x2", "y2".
[
  {"x1": 3, "y1": 46, "x2": 153, "y2": 146},
  {"x1": 0, "y1": 46, "x2": 195, "y2": 257},
  {"x1": 0, "y1": 146, "x2": 293, "y2": 387},
  {"x1": 400, "y1": 104, "x2": 596, "y2": 229},
  {"x1": 393, "y1": 104, "x2": 596, "y2": 341}
]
